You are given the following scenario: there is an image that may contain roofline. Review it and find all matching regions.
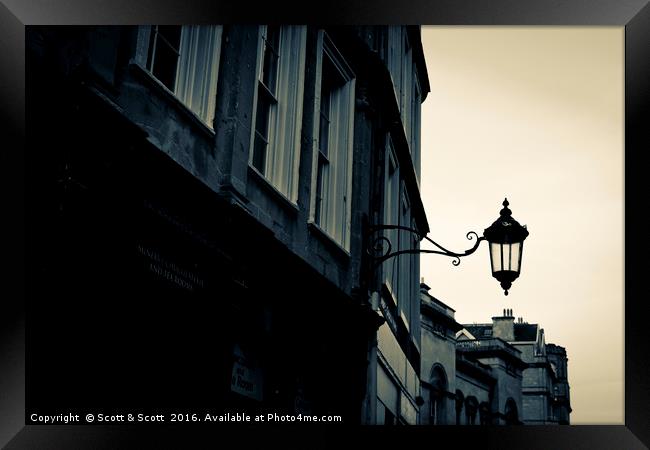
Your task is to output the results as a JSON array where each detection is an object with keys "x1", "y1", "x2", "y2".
[
  {"x1": 429, "y1": 295, "x2": 456, "y2": 313},
  {"x1": 421, "y1": 302, "x2": 463, "y2": 332},
  {"x1": 407, "y1": 26, "x2": 431, "y2": 102}
]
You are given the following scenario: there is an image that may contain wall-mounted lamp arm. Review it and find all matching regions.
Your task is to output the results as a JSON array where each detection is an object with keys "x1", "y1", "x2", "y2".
[
  {"x1": 366, "y1": 224, "x2": 485, "y2": 269},
  {"x1": 362, "y1": 199, "x2": 527, "y2": 296}
]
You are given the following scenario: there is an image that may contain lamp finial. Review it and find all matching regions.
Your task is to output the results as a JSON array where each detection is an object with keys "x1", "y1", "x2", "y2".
[{"x1": 500, "y1": 198, "x2": 512, "y2": 217}]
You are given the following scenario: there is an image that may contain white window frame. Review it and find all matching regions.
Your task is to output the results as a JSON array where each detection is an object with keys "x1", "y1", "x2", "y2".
[
  {"x1": 386, "y1": 26, "x2": 403, "y2": 111},
  {"x1": 309, "y1": 31, "x2": 355, "y2": 251},
  {"x1": 137, "y1": 25, "x2": 223, "y2": 129},
  {"x1": 382, "y1": 138, "x2": 419, "y2": 326},
  {"x1": 249, "y1": 25, "x2": 307, "y2": 204},
  {"x1": 400, "y1": 31, "x2": 413, "y2": 144},
  {"x1": 398, "y1": 183, "x2": 413, "y2": 330},
  {"x1": 383, "y1": 137, "x2": 400, "y2": 303},
  {"x1": 411, "y1": 72, "x2": 422, "y2": 182}
]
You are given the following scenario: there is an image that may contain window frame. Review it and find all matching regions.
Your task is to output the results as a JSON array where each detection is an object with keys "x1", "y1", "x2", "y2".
[
  {"x1": 411, "y1": 72, "x2": 422, "y2": 181},
  {"x1": 400, "y1": 31, "x2": 413, "y2": 144},
  {"x1": 308, "y1": 30, "x2": 356, "y2": 251},
  {"x1": 382, "y1": 137, "x2": 400, "y2": 303},
  {"x1": 251, "y1": 26, "x2": 280, "y2": 176},
  {"x1": 398, "y1": 182, "x2": 412, "y2": 330},
  {"x1": 248, "y1": 25, "x2": 307, "y2": 205},
  {"x1": 136, "y1": 25, "x2": 223, "y2": 130}
]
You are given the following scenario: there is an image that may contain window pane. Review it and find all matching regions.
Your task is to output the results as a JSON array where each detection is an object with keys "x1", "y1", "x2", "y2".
[
  {"x1": 491, "y1": 243, "x2": 502, "y2": 272},
  {"x1": 319, "y1": 92, "x2": 331, "y2": 157},
  {"x1": 174, "y1": 26, "x2": 222, "y2": 126},
  {"x1": 252, "y1": 133, "x2": 267, "y2": 173},
  {"x1": 176, "y1": 28, "x2": 201, "y2": 110},
  {"x1": 510, "y1": 242, "x2": 521, "y2": 272},
  {"x1": 500, "y1": 243, "x2": 506, "y2": 271},
  {"x1": 261, "y1": 26, "x2": 280, "y2": 94},
  {"x1": 319, "y1": 119, "x2": 330, "y2": 157},
  {"x1": 255, "y1": 91, "x2": 270, "y2": 138},
  {"x1": 151, "y1": 26, "x2": 181, "y2": 91},
  {"x1": 158, "y1": 26, "x2": 182, "y2": 49},
  {"x1": 315, "y1": 158, "x2": 329, "y2": 226}
]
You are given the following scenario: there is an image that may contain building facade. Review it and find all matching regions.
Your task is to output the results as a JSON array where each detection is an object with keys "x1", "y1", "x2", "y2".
[
  {"x1": 26, "y1": 25, "x2": 429, "y2": 424},
  {"x1": 419, "y1": 280, "x2": 462, "y2": 425},
  {"x1": 460, "y1": 311, "x2": 527, "y2": 425},
  {"x1": 363, "y1": 26, "x2": 430, "y2": 426},
  {"x1": 464, "y1": 310, "x2": 572, "y2": 424},
  {"x1": 546, "y1": 343, "x2": 572, "y2": 424},
  {"x1": 421, "y1": 284, "x2": 571, "y2": 425}
]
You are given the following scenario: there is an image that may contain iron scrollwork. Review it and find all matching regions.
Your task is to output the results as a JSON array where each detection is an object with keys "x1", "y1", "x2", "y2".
[{"x1": 366, "y1": 224, "x2": 485, "y2": 269}]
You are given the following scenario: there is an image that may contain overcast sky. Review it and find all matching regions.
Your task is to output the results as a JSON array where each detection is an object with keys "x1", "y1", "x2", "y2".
[{"x1": 419, "y1": 26, "x2": 624, "y2": 424}]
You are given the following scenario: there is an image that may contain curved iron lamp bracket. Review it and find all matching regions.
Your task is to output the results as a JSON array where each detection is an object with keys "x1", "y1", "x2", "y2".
[{"x1": 366, "y1": 224, "x2": 485, "y2": 270}]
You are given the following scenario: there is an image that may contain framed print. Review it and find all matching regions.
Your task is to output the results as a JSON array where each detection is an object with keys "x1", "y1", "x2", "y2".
[{"x1": 1, "y1": 0, "x2": 648, "y2": 448}]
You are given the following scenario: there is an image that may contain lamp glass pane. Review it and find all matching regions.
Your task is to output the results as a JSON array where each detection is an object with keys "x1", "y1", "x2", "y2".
[
  {"x1": 490, "y1": 243, "x2": 502, "y2": 272},
  {"x1": 510, "y1": 242, "x2": 521, "y2": 273},
  {"x1": 503, "y1": 243, "x2": 511, "y2": 270}
]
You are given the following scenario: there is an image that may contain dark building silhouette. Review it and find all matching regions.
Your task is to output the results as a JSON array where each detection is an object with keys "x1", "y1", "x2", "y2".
[{"x1": 26, "y1": 25, "x2": 429, "y2": 424}]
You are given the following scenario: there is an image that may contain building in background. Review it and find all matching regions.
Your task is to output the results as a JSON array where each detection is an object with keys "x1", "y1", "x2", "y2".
[
  {"x1": 26, "y1": 25, "x2": 429, "y2": 424},
  {"x1": 460, "y1": 310, "x2": 528, "y2": 425},
  {"x1": 421, "y1": 283, "x2": 571, "y2": 425},
  {"x1": 546, "y1": 344, "x2": 572, "y2": 424},
  {"x1": 419, "y1": 280, "x2": 462, "y2": 425}
]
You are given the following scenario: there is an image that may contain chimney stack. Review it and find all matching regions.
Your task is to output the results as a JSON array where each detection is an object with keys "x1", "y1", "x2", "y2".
[{"x1": 493, "y1": 309, "x2": 515, "y2": 341}]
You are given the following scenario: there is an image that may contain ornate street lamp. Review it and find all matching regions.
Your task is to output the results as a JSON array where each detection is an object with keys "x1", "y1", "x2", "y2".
[
  {"x1": 365, "y1": 198, "x2": 529, "y2": 296},
  {"x1": 483, "y1": 199, "x2": 529, "y2": 295}
]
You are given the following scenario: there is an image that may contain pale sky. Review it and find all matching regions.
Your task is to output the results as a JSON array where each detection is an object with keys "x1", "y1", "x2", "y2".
[{"x1": 419, "y1": 26, "x2": 624, "y2": 424}]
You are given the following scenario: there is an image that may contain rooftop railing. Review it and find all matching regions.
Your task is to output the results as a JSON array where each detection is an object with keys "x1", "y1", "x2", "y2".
[{"x1": 456, "y1": 338, "x2": 521, "y2": 358}]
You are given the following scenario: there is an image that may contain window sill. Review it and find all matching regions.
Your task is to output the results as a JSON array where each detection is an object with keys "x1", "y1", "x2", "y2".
[
  {"x1": 308, "y1": 221, "x2": 350, "y2": 259},
  {"x1": 247, "y1": 165, "x2": 300, "y2": 214},
  {"x1": 129, "y1": 62, "x2": 216, "y2": 141}
]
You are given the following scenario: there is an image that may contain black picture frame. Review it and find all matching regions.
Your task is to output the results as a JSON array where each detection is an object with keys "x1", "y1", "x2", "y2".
[{"x1": 1, "y1": 0, "x2": 647, "y2": 448}]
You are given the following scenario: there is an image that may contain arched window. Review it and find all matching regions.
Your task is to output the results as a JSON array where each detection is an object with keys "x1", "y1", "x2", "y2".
[
  {"x1": 465, "y1": 396, "x2": 478, "y2": 425},
  {"x1": 504, "y1": 398, "x2": 519, "y2": 425},
  {"x1": 455, "y1": 390, "x2": 464, "y2": 425},
  {"x1": 430, "y1": 365, "x2": 448, "y2": 425}
]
